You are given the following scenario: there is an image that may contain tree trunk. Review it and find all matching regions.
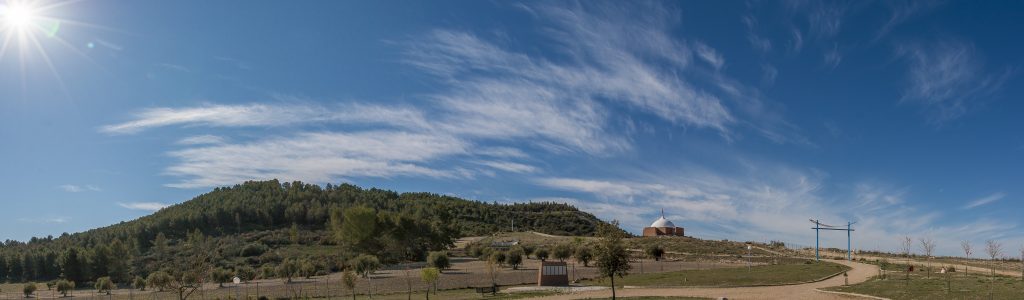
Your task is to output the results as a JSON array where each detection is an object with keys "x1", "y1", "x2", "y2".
[{"x1": 610, "y1": 275, "x2": 616, "y2": 300}]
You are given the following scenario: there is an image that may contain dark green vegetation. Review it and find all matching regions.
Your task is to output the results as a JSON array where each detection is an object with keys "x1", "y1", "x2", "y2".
[
  {"x1": 0, "y1": 180, "x2": 607, "y2": 285},
  {"x1": 584, "y1": 259, "x2": 849, "y2": 287},
  {"x1": 825, "y1": 271, "x2": 1024, "y2": 299}
]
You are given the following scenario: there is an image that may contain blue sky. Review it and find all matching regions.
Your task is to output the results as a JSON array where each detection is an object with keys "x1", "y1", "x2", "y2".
[{"x1": 1, "y1": 0, "x2": 1023, "y2": 256}]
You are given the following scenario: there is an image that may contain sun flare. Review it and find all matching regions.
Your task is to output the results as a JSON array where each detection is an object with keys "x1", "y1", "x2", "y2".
[
  {"x1": 2, "y1": 2, "x2": 38, "y2": 32},
  {"x1": 3, "y1": 3, "x2": 35, "y2": 29}
]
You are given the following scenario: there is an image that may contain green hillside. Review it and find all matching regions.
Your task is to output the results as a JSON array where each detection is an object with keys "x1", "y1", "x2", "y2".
[{"x1": 0, "y1": 180, "x2": 608, "y2": 284}]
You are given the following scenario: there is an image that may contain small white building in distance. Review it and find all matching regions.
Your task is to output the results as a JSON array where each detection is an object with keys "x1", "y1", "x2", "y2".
[{"x1": 642, "y1": 209, "x2": 685, "y2": 237}]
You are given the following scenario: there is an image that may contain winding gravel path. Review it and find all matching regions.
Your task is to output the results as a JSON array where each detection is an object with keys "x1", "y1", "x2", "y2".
[{"x1": 531, "y1": 259, "x2": 880, "y2": 300}]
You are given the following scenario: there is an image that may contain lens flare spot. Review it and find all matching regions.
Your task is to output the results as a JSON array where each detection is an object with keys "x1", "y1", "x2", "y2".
[{"x1": 43, "y1": 19, "x2": 60, "y2": 37}]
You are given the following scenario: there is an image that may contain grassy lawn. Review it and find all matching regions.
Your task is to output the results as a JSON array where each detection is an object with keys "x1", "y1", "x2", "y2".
[
  {"x1": 824, "y1": 272, "x2": 1024, "y2": 300},
  {"x1": 583, "y1": 260, "x2": 848, "y2": 287}
]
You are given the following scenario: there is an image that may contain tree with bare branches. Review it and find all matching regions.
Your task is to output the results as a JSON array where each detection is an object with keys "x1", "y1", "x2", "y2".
[
  {"x1": 1019, "y1": 245, "x2": 1024, "y2": 281},
  {"x1": 986, "y1": 240, "x2": 1002, "y2": 276},
  {"x1": 901, "y1": 236, "x2": 913, "y2": 258},
  {"x1": 985, "y1": 240, "x2": 1002, "y2": 299},
  {"x1": 900, "y1": 236, "x2": 913, "y2": 283},
  {"x1": 961, "y1": 240, "x2": 972, "y2": 276},
  {"x1": 920, "y1": 237, "x2": 936, "y2": 278}
]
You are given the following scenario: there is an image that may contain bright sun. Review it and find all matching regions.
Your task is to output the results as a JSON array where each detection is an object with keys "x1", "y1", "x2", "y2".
[{"x1": 3, "y1": 2, "x2": 36, "y2": 30}]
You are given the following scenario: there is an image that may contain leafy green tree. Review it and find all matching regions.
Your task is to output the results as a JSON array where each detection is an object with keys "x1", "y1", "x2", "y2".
[
  {"x1": 349, "y1": 255, "x2": 380, "y2": 279},
  {"x1": 91, "y1": 245, "x2": 113, "y2": 279},
  {"x1": 56, "y1": 280, "x2": 75, "y2": 297},
  {"x1": 505, "y1": 248, "x2": 524, "y2": 270},
  {"x1": 289, "y1": 223, "x2": 300, "y2": 245},
  {"x1": 133, "y1": 276, "x2": 146, "y2": 291},
  {"x1": 490, "y1": 251, "x2": 507, "y2": 267},
  {"x1": 236, "y1": 266, "x2": 256, "y2": 282},
  {"x1": 521, "y1": 245, "x2": 536, "y2": 258},
  {"x1": 595, "y1": 221, "x2": 631, "y2": 300},
  {"x1": 426, "y1": 251, "x2": 451, "y2": 272},
  {"x1": 59, "y1": 248, "x2": 87, "y2": 284},
  {"x1": 146, "y1": 271, "x2": 172, "y2": 292},
  {"x1": 23, "y1": 282, "x2": 37, "y2": 298},
  {"x1": 332, "y1": 206, "x2": 379, "y2": 252},
  {"x1": 349, "y1": 255, "x2": 380, "y2": 298},
  {"x1": 300, "y1": 260, "x2": 317, "y2": 279},
  {"x1": 276, "y1": 259, "x2": 300, "y2": 283},
  {"x1": 341, "y1": 270, "x2": 357, "y2": 300},
  {"x1": 211, "y1": 268, "x2": 232, "y2": 287},
  {"x1": 260, "y1": 265, "x2": 275, "y2": 280},
  {"x1": 575, "y1": 246, "x2": 593, "y2": 267},
  {"x1": 554, "y1": 244, "x2": 573, "y2": 262},
  {"x1": 94, "y1": 277, "x2": 114, "y2": 295},
  {"x1": 152, "y1": 233, "x2": 169, "y2": 259},
  {"x1": 420, "y1": 268, "x2": 440, "y2": 300},
  {"x1": 535, "y1": 248, "x2": 550, "y2": 262},
  {"x1": 107, "y1": 239, "x2": 132, "y2": 283},
  {"x1": 645, "y1": 244, "x2": 666, "y2": 261}
]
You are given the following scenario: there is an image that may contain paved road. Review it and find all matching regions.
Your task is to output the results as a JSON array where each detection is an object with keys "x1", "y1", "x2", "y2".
[{"x1": 531, "y1": 259, "x2": 879, "y2": 300}]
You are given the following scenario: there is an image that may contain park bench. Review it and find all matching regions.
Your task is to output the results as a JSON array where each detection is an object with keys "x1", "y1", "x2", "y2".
[{"x1": 474, "y1": 285, "x2": 498, "y2": 296}]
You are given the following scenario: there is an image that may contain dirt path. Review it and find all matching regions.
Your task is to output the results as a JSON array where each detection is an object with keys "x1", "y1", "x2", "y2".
[{"x1": 530, "y1": 259, "x2": 879, "y2": 300}]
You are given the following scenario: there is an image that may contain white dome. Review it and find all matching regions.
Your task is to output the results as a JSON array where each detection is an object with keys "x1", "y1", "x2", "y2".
[{"x1": 650, "y1": 216, "x2": 675, "y2": 228}]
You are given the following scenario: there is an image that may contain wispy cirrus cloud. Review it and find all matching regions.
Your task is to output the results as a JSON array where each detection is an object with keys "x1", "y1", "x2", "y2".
[
  {"x1": 59, "y1": 184, "x2": 101, "y2": 192},
  {"x1": 18, "y1": 217, "x2": 69, "y2": 224},
  {"x1": 177, "y1": 135, "x2": 226, "y2": 145},
  {"x1": 118, "y1": 202, "x2": 170, "y2": 211},
  {"x1": 535, "y1": 164, "x2": 1018, "y2": 256},
  {"x1": 101, "y1": 2, "x2": 804, "y2": 189},
  {"x1": 963, "y1": 192, "x2": 1005, "y2": 210},
  {"x1": 165, "y1": 131, "x2": 470, "y2": 188},
  {"x1": 898, "y1": 39, "x2": 1011, "y2": 123},
  {"x1": 873, "y1": 0, "x2": 943, "y2": 43},
  {"x1": 100, "y1": 102, "x2": 431, "y2": 134}
]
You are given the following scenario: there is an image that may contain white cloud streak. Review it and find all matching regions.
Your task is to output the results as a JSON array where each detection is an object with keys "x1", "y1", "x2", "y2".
[
  {"x1": 165, "y1": 131, "x2": 470, "y2": 188},
  {"x1": 118, "y1": 202, "x2": 170, "y2": 211},
  {"x1": 59, "y1": 184, "x2": 101, "y2": 192},
  {"x1": 963, "y1": 192, "x2": 1005, "y2": 210},
  {"x1": 177, "y1": 135, "x2": 226, "y2": 145}
]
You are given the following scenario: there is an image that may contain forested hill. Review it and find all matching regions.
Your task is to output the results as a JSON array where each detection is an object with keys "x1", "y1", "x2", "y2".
[{"x1": 0, "y1": 180, "x2": 607, "y2": 284}]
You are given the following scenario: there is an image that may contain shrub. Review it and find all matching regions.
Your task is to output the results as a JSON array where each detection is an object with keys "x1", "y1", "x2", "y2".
[
  {"x1": 575, "y1": 246, "x2": 594, "y2": 267},
  {"x1": 553, "y1": 244, "x2": 574, "y2": 262},
  {"x1": 535, "y1": 248, "x2": 550, "y2": 261},
  {"x1": 490, "y1": 251, "x2": 507, "y2": 267},
  {"x1": 95, "y1": 277, "x2": 114, "y2": 295},
  {"x1": 427, "y1": 251, "x2": 451, "y2": 271},
  {"x1": 505, "y1": 248, "x2": 524, "y2": 270},
  {"x1": 133, "y1": 276, "x2": 146, "y2": 290},
  {"x1": 56, "y1": 280, "x2": 75, "y2": 297},
  {"x1": 23, "y1": 283, "x2": 38, "y2": 297},
  {"x1": 240, "y1": 243, "x2": 270, "y2": 257}
]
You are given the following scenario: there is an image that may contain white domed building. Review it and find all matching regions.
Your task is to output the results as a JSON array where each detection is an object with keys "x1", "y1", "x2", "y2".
[{"x1": 642, "y1": 209, "x2": 685, "y2": 237}]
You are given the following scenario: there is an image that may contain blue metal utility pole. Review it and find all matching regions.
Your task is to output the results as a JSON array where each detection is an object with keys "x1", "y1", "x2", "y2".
[
  {"x1": 815, "y1": 222, "x2": 820, "y2": 261},
  {"x1": 811, "y1": 219, "x2": 855, "y2": 261},
  {"x1": 847, "y1": 222, "x2": 852, "y2": 261}
]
